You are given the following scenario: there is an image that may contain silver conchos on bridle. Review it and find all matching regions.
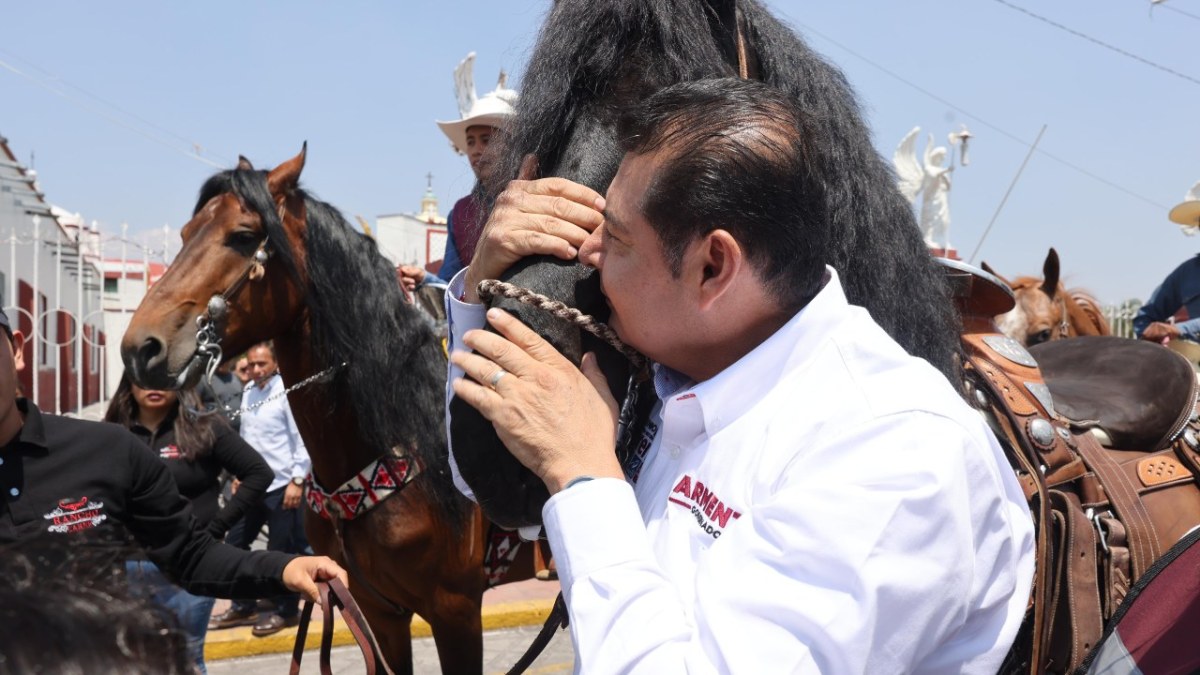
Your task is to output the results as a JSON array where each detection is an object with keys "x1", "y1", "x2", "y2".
[{"x1": 194, "y1": 244, "x2": 270, "y2": 383}]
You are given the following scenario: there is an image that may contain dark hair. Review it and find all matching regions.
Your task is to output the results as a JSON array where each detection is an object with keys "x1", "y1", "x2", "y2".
[
  {"x1": 247, "y1": 340, "x2": 276, "y2": 361},
  {"x1": 618, "y1": 78, "x2": 827, "y2": 310},
  {"x1": 105, "y1": 373, "x2": 218, "y2": 461},
  {"x1": 0, "y1": 538, "x2": 190, "y2": 675}
]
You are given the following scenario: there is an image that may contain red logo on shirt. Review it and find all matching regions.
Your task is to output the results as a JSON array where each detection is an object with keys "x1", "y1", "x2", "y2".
[
  {"x1": 43, "y1": 496, "x2": 107, "y2": 534},
  {"x1": 158, "y1": 444, "x2": 182, "y2": 459},
  {"x1": 667, "y1": 475, "x2": 741, "y2": 539}
]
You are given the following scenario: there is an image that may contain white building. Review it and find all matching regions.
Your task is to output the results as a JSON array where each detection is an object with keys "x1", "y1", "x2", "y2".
[
  {"x1": 101, "y1": 256, "x2": 167, "y2": 398},
  {"x1": 0, "y1": 134, "x2": 105, "y2": 414},
  {"x1": 372, "y1": 184, "x2": 449, "y2": 273}
]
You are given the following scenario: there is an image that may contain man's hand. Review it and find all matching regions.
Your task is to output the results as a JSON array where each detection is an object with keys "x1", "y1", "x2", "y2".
[
  {"x1": 282, "y1": 482, "x2": 303, "y2": 509},
  {"x1": 1142, "y1": 321, "x2": 1180, "y2": 342},
  {"x1": 282, "y1": 556, "x2": 350, "y2": 604},
  {"x1": 463, "y1": 155, "x2": 605, "y2": 304},
  {"x1": 397, "y1": 265, "x2": 425, "y2": 293},
  {"x1": 450, "y1": 308, "x2": 624, "y2": 492}
]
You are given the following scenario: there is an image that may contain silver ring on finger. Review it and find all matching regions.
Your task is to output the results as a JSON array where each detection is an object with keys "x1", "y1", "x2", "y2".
[{"x1": 488, "y1": 368, "x2": 508, "y2": 389}]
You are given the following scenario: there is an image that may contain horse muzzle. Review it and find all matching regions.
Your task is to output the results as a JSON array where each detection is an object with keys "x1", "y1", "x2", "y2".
[{"x1": 120, "y1": 328, "x2": 206, "y2": 391}]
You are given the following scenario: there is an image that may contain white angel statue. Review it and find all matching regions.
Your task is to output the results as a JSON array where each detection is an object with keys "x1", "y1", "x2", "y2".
[
  {"x1": 894, "y1": 127, "x2": 954, "y2": 250},
  {"x1": 1169, "y1": 180, "x2": 1200, "y2": 235}
]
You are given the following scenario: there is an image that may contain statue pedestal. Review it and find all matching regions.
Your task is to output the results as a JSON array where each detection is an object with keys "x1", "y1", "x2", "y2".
[{"x1": 929, "y1": 246, "x2": 959, "y2": 260}]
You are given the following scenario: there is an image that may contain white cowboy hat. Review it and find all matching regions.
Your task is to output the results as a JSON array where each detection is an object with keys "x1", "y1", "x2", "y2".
[
  {"x1": 436, "y1": 52, "x2": 518, "y2": 155},
  {"x1": 1169, "y1": 180, "x2": 1200, "y2": 233}
]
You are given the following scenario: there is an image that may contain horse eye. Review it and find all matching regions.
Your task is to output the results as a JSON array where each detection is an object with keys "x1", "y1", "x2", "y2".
[
  {"x1": 225, "y1": 230, "x2": 262, "y2": 254},
  {"x1": 1030, "y1": 330, "x2": 1052, "y2": 346}
]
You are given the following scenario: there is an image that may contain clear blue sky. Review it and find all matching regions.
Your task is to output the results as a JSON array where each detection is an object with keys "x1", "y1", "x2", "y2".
[{"x1": 2, "y1": 0, "x2": 1196, "y2": 304}]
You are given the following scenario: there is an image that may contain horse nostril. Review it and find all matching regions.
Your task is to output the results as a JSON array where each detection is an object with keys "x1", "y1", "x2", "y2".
[{"x1": 137, "y1": 336, "x2": 165, "y2": 367}]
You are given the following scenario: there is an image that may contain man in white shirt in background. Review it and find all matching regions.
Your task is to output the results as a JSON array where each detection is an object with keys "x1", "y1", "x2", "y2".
[
  {"x1": 209, "y1": 341, "x2": 312, "y2": 637},
  {"x1": 446, "y1": 78, "x2": 1035, "y2": 673}
]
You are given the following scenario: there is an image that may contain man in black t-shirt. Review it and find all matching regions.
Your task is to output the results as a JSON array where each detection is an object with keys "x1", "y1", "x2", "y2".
[{"x1": 0, "y1": 311, "x2": 346, "y2": 601}]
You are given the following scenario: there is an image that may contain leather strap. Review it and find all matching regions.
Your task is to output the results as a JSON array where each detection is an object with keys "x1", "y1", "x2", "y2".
[
  {"x1": 1073, "y1": 431, "x2": 1163, "y2": 579},
  {"x1": 505, "y1": 593, "x2": 569, "y2": 675},
  {"x1": 290, "y1": 578, "x2": 394, "y2": 675},
  {"x1": 1063, "y1": 492, "x2": 1104, "y2": 666}
]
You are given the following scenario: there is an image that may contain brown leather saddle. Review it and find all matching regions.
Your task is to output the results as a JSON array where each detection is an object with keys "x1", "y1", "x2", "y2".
[
  {"x1": 940, "y1": 258, "x2": 1200, "y2": 674},
  {"x1": 1030, "y1": 336, "x2": 1198, "y2": 452}
]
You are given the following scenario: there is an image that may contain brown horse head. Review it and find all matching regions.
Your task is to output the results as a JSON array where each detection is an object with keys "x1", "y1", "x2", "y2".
[
  {"x1": 121, "y1": 146, "x2": 311, "y2": 390},
  {"x1": 983, "y1": 247, "x2": 1110, "y2": 346}
]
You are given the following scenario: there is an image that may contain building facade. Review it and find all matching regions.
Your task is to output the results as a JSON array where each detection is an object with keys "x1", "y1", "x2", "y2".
[
  {"x1": 0, "y1": 135, "x2": 105, "y2": 414},
  {"x1": 372, "y1": 184, "x2": 449, "y2": 274}
]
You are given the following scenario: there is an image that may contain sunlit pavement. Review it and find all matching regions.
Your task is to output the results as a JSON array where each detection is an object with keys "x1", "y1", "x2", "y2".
[{"x1": 207, "y1": 625, "x2": 574, "y2": 674}]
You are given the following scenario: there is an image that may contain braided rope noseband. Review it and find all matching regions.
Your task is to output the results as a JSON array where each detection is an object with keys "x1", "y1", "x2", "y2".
[{"x1": 476, "y1": 279, "x2": 648, "y2": 374}]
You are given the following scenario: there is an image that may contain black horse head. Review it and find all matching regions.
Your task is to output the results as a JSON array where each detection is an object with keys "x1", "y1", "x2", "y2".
[{"x1": 452, "y1": 0, "x2": 961, "y2": 529}]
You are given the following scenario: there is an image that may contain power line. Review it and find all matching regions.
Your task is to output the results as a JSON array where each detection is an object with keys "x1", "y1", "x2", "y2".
[
  {"x1": 993, "y1": 0, "x2": 1200, "y2": 87},
  {"x1": 0, "y1": 50, "x2": 228, "y2": 169},
  {"x1": 794, "y1": 21, "x2": 1171, "y2": 212},
  {"x1": 1154, "y1": 1, "x2": 1200, "y2": 22}
]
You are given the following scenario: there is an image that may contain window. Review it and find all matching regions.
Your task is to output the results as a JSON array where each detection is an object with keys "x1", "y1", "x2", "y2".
[{"x1": 104, "y1": 278, "x2": 118, "y2": 294}]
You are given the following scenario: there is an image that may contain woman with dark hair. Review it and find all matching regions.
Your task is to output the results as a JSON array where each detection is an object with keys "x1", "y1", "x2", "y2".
[{"x1": 106, "y1": 373, "x2": 271, "y2": 674}]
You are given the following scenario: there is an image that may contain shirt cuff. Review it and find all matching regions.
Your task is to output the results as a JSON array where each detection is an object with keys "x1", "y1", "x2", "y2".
[{"x1": 543, "y1": 478, "x2": 653, "y2": 587}]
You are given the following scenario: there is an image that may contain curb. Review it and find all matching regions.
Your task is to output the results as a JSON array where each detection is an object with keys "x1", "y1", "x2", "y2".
[{"x1": 205, "y1": 598, "x2": 557, "y2": 661}]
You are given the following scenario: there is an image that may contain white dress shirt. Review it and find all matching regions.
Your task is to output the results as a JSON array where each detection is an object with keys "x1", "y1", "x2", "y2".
[
  {"x1": 447, "y1": 267, "x2": 1035, "y2": 673},
  {"x1": 240, "y1": 373, "x2": 310, "y2": 492}
]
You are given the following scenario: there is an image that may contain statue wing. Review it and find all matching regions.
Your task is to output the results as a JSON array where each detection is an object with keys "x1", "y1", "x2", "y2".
[
  {"x1": 1186, "y1": 180, "x2": 1200, "y2": 203},
  {"x1": 893, "y1": 127, "x2": 923, "y2": 201},
  {"x1": 452, "y1": 52, "x2": 478, "y2": 119}
]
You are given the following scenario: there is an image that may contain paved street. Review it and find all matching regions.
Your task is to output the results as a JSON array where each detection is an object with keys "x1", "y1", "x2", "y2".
[{"x1": 208, "y1": 624, "x2": 574, "y2": 675}]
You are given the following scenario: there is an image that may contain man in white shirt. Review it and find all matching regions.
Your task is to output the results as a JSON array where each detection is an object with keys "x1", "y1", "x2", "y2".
[
  {"x1": 211, "y1": 341, "x2": 313, "y2": 637},
  {"x1": 447, "y1": 78, "x2": 1035, "y2": 673}
]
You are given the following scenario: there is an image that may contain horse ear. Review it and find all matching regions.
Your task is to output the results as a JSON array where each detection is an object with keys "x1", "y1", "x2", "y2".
[
  {"x1": 980, "y1": 261, "x2": 1011, "y2": 287},
  {"x1": 236, "y1": 155, "x2": 255, "y2": 171},
  {"x1": 267, "y1": 142, "x2": 307, "y2": 196},
  {"x1": 1041, "y1": 248, "x2": 1060, "y2": 298}
]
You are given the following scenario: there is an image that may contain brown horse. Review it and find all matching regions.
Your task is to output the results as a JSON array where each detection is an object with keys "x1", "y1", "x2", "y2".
[
  {"x1": 983, "y1": 248, "x2": 1110, "y2": 346},
  {"x1": 120, "y1": 148, "x2": 537, "y2": 674}
]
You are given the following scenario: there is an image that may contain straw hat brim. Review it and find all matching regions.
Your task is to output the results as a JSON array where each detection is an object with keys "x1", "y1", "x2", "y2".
[
  {"x1": 1169, "y1": 200, "x2": 1200, "y2": 227},
  {"x1": 436, "y1": 113, "x2": 511, "y2": 156}
]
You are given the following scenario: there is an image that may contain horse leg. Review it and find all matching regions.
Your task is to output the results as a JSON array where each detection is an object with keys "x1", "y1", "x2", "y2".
[
  {"x1": 353, "y1": 591, "x2": 415, "y2": 675},
  {"x1": 425, "y1": 589, "x2": 484, "y2": 675}
]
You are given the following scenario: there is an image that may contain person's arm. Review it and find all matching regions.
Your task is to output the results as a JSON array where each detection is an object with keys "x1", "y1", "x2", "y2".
[
  {"x1": 124, "y1": 432, "x2": 346, "y2": 599},
  {"x1": 122, "y1": 433, "x2": 292, "y2": 598},
  {"x1": 204, "y1": 424, "x2": 273, "y2": 539},
  {"x1": 544, "y1": 415, "x2": 1031, "y2": 673},
  {"x1": 437, "y1": 217, "x2": 464, "y2": 282},
  {"x1": 444, "y1": 267, "x2": 488, "y2": 501},
  {"x1": 1134, "y1": 284, "x2": 1173, "y2": 338},
  {"x1": 280, "y1": 400, "x2": 310, "y2": 510}
]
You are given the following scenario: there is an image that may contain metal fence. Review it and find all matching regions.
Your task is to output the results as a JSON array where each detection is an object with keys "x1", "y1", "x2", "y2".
[
  {"x1": 1103, "y1": 302, "x2": 1140, "y2": 339},
  {"x1": 1, "y1": 215, "x2": 175, "y2": 419}
]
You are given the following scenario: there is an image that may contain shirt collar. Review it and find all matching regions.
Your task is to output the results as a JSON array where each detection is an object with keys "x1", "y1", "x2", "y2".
[
  {"x1": 3, "y1": 398, "x2": 48, "y2": 454},
  {"x1": 661, "y1": 266, "x2": 855, "y2": 438}
]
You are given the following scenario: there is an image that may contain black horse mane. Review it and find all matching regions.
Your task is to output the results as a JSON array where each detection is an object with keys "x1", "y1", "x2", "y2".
[
  {"x1": 486, "y1": 0, "x2": 962, "y2": 381},
  {"x1": 195, "y1": 170, "x2": 469, "y2": 525}
]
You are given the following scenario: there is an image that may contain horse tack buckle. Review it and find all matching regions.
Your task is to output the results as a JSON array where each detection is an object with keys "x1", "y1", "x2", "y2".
[{"x1": 249, "y1": 245, "x2": 269, "y2": 281}]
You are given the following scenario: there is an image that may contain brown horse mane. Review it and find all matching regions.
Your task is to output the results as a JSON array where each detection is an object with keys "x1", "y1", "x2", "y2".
[{"x1": 195, "y1": 169, "x2": 471, "y2": 526}]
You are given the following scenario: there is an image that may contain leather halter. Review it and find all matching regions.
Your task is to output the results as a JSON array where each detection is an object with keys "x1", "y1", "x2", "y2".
[
  {"x1": 1054, "y1": 295, "x2": 1071, "y2": 340},
  {"x1": 734, "y1": 9, "x2": 750, "y2": 79}
]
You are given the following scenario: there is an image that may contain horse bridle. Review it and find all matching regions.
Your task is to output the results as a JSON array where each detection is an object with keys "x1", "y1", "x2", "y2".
[
  {"x1": 1054, "y1": 296, "x2": 1071, "y2": 340},
  {"x1": 194, "y1": 237, "x2": 271, "y2": 383}
]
